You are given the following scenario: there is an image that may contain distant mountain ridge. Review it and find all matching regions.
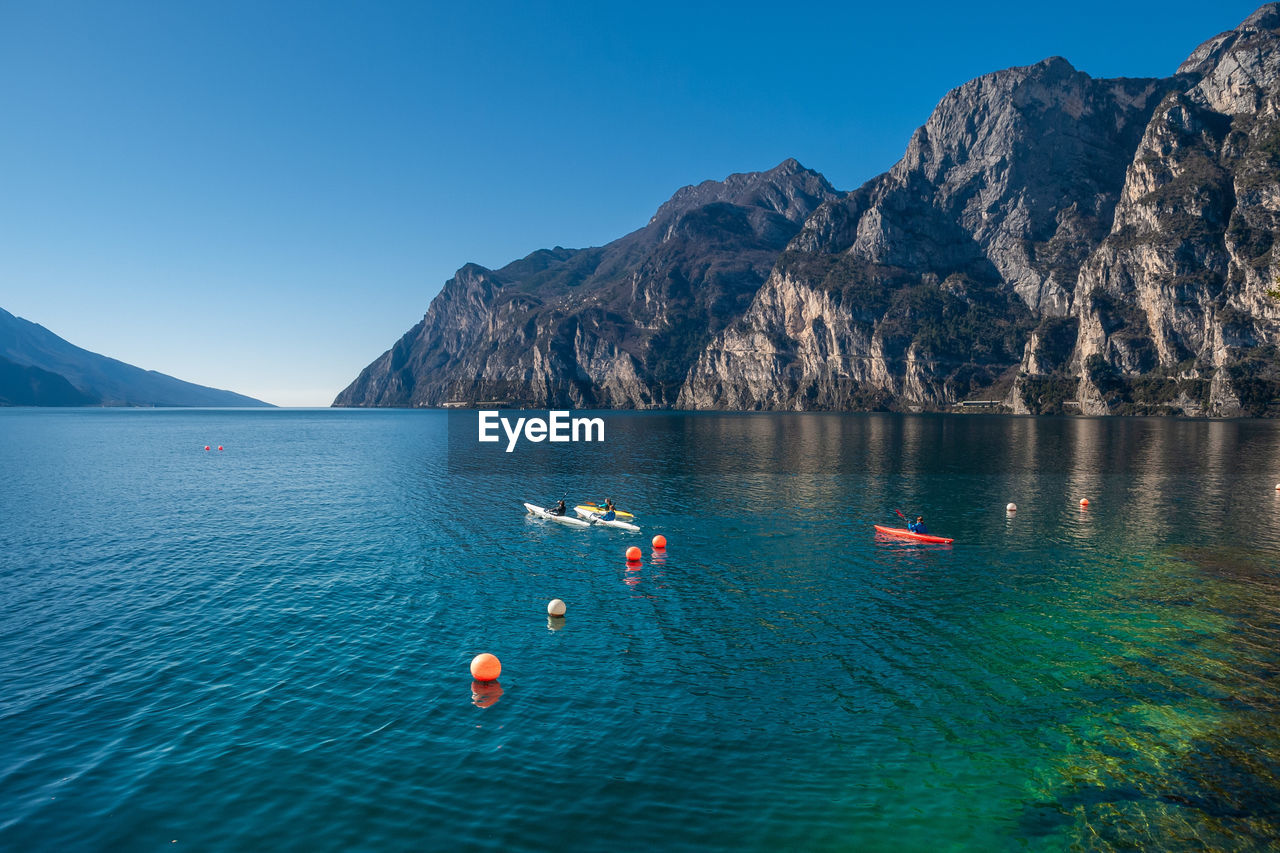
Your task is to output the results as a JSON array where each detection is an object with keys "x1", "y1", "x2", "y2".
[
  {"x1": 338, "y1": 5, "x2": 1280, "y2": 416},
  {"x1": 0, "y1": 355, "x2": 98, "y2": 406},
  {"x1": 0, "y1": 308, "x2": 271, "y2": 407}
]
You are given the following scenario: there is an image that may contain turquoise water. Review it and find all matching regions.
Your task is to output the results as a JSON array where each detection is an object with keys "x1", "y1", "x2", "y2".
[{"x1": 3, "y1": 409, "x2": 1280, "y2": 851}]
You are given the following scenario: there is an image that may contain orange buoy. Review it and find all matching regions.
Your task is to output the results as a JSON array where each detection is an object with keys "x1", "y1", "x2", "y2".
[
  {"x1": 1080, "y1": 498, "x2": 1090, "y2": 507},
  {"x1": 470, "y1": 653, "x2": 501, "y2": 681},
  {"x1": 218, "y1": 446, "x2": 224, "y2": 451},
  {"x1": 204, "y1": 446, "x2": 210, "y2": 451},
  {"x1": 626, "y1": 545, "x2": 642, "y2": 562},
  {"x1": 652, "y1": 534, "x2": 666, "y2": 550}
]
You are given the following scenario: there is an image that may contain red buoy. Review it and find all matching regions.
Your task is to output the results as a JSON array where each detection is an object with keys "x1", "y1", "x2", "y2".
[
  {"x1": 626, "y1": 545, "x2": 642, "y2": 562},
  {"x1": 652, "y1": 534, "x2": 667, "y2": 550}
]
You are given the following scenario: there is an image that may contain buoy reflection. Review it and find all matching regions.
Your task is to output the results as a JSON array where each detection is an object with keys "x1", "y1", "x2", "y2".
[
  {"x1": 624, "y1": 564, "x2": 641, "y2": 587},
  {"x1": 471, "y1": 679, "x2": 504, "y2": 708},
  {"x1": 547, "y1": 615, "x2": 565, "y2": 632}
]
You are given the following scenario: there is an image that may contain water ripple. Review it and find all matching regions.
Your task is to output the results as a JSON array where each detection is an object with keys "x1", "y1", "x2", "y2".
[{"x1": 2, "y1": 410, "x2": 1279, "y2": 850}]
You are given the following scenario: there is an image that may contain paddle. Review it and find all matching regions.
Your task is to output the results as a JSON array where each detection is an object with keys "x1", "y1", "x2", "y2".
[
  {"x1": 894, "y1": 508, "x2": 936, "y2": 535},
  {"x1": 893, "y1": 508, "x2": 924, "y2": 532},
  {"x1": 566, "y1": 495, "x2": 604, "y2": 525}
]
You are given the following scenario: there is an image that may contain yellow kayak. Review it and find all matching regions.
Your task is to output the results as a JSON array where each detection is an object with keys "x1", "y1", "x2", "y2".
[{"x1": 573, "y1": 504, "x2": 635, "y2": 521}]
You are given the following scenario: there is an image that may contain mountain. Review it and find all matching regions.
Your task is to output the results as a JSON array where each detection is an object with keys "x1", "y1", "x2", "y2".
[
  {"x1": 334, "y1": 159, "x2": 839, "y2": 407},
  {"x1": 0, "y1": 308, "x2": 272, "y2": 407},
  {"x1": 682, "y1": 5, "x2": 1280, "y2": 416},
  {"x1": 339, "y1": 5, "x2": 1280, "y2": 417},
  {"x1": 680, "y1": 57, "x2": 1183, "y2": 411},
  {"x1": 0, "y1": 355, "x2": 99, "y2": 406}
]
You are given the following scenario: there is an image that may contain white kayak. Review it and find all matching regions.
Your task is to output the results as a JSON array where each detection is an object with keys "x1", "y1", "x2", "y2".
[
  {"x1": 524, "y1": 502, "x2": 591, "y2": 527},
  {"x1": 573, "y1": 507, "x2": 641, "y2": 531}
]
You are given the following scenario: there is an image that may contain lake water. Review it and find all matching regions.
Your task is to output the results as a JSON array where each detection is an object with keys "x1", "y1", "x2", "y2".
[{"x1": 3, "y1": 408, "x2": 1280, "y2": 851}]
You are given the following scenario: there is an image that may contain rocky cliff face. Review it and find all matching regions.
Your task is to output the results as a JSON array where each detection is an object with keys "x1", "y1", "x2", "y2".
[
  {"x1": 340, "y1": 5, "x2": 1280, "y2": 416},
  {"x1": 1063, "y1": 4, "x2": 1280, "y2": 416},
  {"x1": 681, "y1": 4, "x2": 1280, "y2": 416},
  {"x1": 334, "y1": 159, "x2": 838, "y2": 407},
  {"x1": 679, "y1": 55, "x2": 1180, "y2": 410}
]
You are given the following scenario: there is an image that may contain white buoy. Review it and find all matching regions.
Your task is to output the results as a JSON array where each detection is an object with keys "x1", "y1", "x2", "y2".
[
  {"x1": 1275, "y1": 483, "x2": 1280, "y2": 491},
  {"x1": 547, "y1": 598, "x2": 566, "y2": 617},
  {"x1": 1006, "y1": 502, "x2": 1017, "y2": 512}
]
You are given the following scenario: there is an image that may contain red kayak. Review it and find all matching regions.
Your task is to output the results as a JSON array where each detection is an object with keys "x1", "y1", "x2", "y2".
[{"x1": 873, "y1": 525, "x2": 954, "y2": 544}]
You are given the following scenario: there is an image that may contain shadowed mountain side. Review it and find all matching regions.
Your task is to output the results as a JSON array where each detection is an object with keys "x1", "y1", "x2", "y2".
[
  {"x1": 0, "y1": 355, "x2": 99, "y2": 406},
  {"x1": 0, "y1": 307, "x2": 272, "y2": 407}
]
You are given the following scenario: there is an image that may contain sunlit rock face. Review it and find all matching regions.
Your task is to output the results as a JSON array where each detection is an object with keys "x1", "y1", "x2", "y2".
[
  {"x1": 341, "y1": 6, "x2": 1280, "y2": 417},
  {"x1": 334, "y1": 159, "x2": 839, "y2": 408}
]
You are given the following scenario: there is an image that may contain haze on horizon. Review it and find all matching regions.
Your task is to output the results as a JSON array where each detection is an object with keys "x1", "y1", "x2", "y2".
[{"x1": 0, "y1": 0, "x2": 1261, "y2": 407}]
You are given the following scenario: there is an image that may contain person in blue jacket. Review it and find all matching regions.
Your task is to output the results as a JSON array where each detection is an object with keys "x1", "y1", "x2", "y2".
[
  {"x1": 600, "y1": 498, "x2": 617, "y2": 522},
  {"x1": 908, "y1": 516, "x2": 928, "y2": 534}
]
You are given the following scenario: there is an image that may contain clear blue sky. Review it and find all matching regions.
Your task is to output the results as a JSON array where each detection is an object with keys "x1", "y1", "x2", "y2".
[{"x1": 0, "y1": 1, "x2": 1263, "y2": 406}]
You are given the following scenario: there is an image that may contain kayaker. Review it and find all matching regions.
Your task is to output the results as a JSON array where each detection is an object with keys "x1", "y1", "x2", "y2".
[
  {"x1": 601, "y1": 498, "x2": 617, "y2": 522},
  {"x1": 908, "y1": 516, "x2": 929, "y2": 534},
  {"x1": 551, "y1": 499, "x2": 567, "y2": 517}
]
